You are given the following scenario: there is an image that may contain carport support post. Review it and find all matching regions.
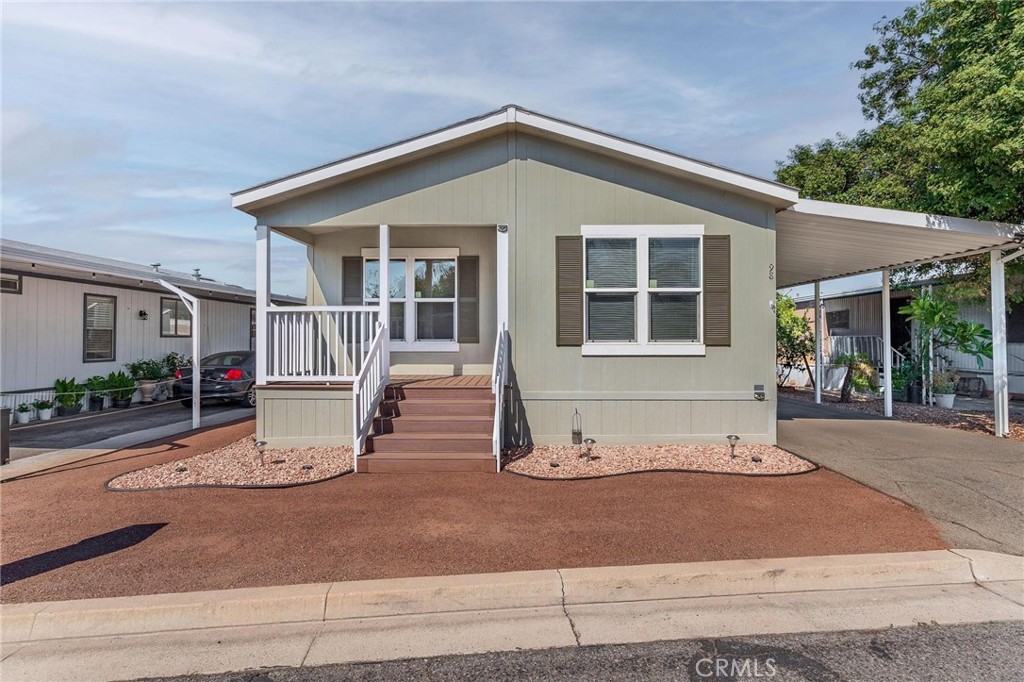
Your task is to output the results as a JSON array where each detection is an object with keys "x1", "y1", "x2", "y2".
[
  {"x1": 991, "y1": 250, "x2": 1009, "y2": 437},
  {"x1": 882, "y1": 269, "x2": 893, "y2": 418},
  {"x1": 158, "y1": 279, "x2": 201, "y2": 430},
  {"x1": 814, "y1": 281, "x2": 822, "y2": 404}
]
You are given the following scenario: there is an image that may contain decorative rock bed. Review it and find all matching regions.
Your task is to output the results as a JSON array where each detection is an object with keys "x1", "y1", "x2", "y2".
[
  {"x1": 504, "y1": 443, "x2": 815, "y2": 479},
  {"x1": 107, "y1": 436, "x2": 354, "y2": 490}
]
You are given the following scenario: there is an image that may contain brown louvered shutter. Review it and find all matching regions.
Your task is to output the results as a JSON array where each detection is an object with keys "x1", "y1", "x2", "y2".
[
  {"x1": 458, "y1": 256, "x2": 479, "y2": 343},
  {"x1": 703, "y1": 235, "x2": 731, "y2": 346},
  {"x1": 555, "y1": 236, "x2": 584, "y2": 346},
  {"x1": 342, "y1": 257, "x2": 363, "y2": 306}
]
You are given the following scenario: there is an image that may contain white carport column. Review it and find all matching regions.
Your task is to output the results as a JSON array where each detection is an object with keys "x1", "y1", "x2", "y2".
[
  {"x1": 814, "y1": 281, "x2": 822, "y2": 404},
  {"x1": 379, "y1": 224, "x2": 390, "y2": 381},
  {"x1": 158, "y1": 279, "x2": 201, "y2": 430},
  {"x1": 882, "y1": 269, "x2": 893, "y2": 418},
  {"x1": 255, "y1": 225, "x2": 270, "y2": 385},
  {"x1": 991, "y1": 250, "x2": 1009, "y2": 437}
]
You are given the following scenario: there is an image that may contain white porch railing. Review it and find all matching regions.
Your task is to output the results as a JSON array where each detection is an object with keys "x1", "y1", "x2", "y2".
[
  {"x1": 829, "y1": 335, "x2": 906, "y2": 370},
  {"x1": 352, "y1": 323, "x2": 388, "y2": 470},
  {"x1": 266, "y1": 306, "x2": 380, "y2": 381},
  {"x1": 491, "y1": 324, "x2": 510, "y2": 473}
]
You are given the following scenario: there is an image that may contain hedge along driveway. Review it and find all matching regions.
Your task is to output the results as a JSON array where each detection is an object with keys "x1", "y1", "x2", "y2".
[{"x1": 0, "y1": 420, "x2": 946, "y2": 604}]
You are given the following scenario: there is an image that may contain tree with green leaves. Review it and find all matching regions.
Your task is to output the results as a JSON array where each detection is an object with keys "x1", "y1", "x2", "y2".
[
  {"x1": 776, "y1": 293, "x2": 815, "y2": 387},
  {"x1": 777, "y1": 0, "x2": 1024, "y2": 306}
]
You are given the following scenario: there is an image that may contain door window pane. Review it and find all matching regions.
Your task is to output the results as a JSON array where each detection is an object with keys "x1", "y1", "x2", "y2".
[
  {"x1": 586, "y1": 239, "x2": 636, "y2": 288},
  {"x1": 416, "y1": 302, "x2": 455, "y2": 340},
  {"x1": 650, "y1": 293, "x2": 699, "y2": 341},
  {"x1": 414, "y1": 259, "x2": 456, "y2": 299},
  {"x1": 649, "y1": 238, "x2": 699, "y2": 288},
  {"x1": 586, "y1": 293, "x2": 635, "y2": 341},
  {"x1": 364, "y1": 259, "x2": 406, "y2": 300}
]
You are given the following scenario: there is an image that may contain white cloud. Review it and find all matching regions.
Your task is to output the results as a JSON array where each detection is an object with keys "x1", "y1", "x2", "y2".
[{"x1": 135, "y1": 187, "x2": 232, "y2": 202}]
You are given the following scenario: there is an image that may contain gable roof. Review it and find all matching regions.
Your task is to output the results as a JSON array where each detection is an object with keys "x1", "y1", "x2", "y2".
[{"x1": 232, "y1": 105, "x2": 800, "y2": 213}]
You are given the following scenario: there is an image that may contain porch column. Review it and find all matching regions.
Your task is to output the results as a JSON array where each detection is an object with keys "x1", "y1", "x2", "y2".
[
  {"x1": 814, "y1": 281, "x2": 822, "y2": 404},
  {"x1": 881, "y1": 269, "x2": 893, "y2": 418},
  {"x1": 379, "y1": 224, "x2": 390, "y2": 381},
  {"x1": 255, "y1": 224, "x2": 270, "y2": 385},
  {"x1": 991, "y1": 249, "x2": 1009, "y2": 437},
  {"x1": 496, "y1": 223, "x2": 509, "y2": 330}
]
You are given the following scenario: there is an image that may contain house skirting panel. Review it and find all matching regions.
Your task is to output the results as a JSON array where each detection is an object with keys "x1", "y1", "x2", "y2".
[
  {"x1": 256, "y1": 386, "x2": 353, "y2": 449},
  {"x1": 510, "y1": 398, "x2": 775, "y2": 445}
]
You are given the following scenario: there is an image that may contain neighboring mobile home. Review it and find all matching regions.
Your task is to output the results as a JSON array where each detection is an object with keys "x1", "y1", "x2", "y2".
[
  {"x1": 0, "y1": 239, "x2": 296, "y2": 411},
  {"x1": 232, "y1": 105, "x2": 1021, "y2": 469}
]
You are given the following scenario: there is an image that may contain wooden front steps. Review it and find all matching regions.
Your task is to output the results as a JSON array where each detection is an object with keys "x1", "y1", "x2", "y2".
[{"x1": 360, "y1": 379, "x2": 495, "y2": 473}]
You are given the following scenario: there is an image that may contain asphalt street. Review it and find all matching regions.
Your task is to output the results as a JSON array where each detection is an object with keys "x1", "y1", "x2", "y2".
[{"x1": 139, "y1": 620, "x2": 1023, "y2": 682}]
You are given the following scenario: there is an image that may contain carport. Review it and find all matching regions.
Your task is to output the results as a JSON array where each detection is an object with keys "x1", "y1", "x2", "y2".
[{"x1": 775, "y1": 199, "x2": 1022, "y2": 436}]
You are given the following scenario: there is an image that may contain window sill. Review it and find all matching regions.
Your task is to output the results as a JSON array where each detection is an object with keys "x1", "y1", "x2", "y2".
[
  {"x1": 390, "y1": 342, "x2": 460, "y2": 353},
  {"x1": 582, "y1": 343, "x2": 706, "y2": 357}
]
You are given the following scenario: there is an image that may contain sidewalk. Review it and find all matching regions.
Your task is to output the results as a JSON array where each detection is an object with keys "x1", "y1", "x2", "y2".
[{"x1": 2, "y1": 550, "x2": 1021, "y2": 682}]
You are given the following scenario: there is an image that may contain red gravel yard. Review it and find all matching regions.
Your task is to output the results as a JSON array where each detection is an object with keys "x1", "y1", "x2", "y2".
[{"x1": 0, "y1": 420, "x2": 946, "y2": 604}]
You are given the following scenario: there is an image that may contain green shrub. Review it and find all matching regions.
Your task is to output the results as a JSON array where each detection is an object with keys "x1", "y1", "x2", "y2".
[
  {"x1": 106, "y1": 371, "x2": 138, "y2": 401},
  {"x1": 53, "y1": 377, "x2": 85, "y2": 408}
]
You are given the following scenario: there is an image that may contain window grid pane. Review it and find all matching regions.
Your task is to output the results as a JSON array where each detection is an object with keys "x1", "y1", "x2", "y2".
[
  {"x1": 364, "y1": 259, "x2": 406, "y2": 300},
  {"x1": 587, "y1": 293, "x2": 636, "y2": 341},
  {"x1": 650, "y1": 293, "x2": 699, "y2": 342},
  {"x1": 586, "y1": 239, "x2": 636, "y2": 289},
  {"x1": 649, "y1": 238, "x2": 699, "y2": 289},
  {"x1": 416, "y1": 302, "x2": 455, "y2": 340},
  {"x1": 414, "y1": 259, "x2": 456, "y2": 299},
  {"x1": 84, "y1": 295, "x2": 115, "y2": 361}
]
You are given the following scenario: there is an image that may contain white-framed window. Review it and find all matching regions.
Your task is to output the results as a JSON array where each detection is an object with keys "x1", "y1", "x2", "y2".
[
  {"x1": 363, "y1": 248, "x2": 459, "y2": 352},
  {"x1": 84, "y1": 293, "x2": 117, "y2": 362},
  {"x1": 160, "y1": 297, "x2": 192, "y2": 337},
  {"x1": 581, "y1": 225, "x2": 705, "y2": 356}
]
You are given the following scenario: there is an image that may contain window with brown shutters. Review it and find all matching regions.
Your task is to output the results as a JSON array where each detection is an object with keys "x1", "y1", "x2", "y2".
[
  {"x1": 703, "y1": 235, "x2": 731, "y2": 347},
  {"x1": 555, "y1": 236, "x2": 585, "y2": 346},
  {"x1": 574, "y1": 226, "x2": 713, "y2": 356}
]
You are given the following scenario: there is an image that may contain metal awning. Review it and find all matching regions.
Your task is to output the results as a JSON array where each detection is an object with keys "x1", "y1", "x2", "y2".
[{"x1": 776, "y1": 199, "x2": 1020, "y2": 288}]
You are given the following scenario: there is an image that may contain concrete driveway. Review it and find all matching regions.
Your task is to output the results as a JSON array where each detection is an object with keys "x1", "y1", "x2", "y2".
[{"x1": 779, "y1": 397, "x2": 1024, "y2": 556}]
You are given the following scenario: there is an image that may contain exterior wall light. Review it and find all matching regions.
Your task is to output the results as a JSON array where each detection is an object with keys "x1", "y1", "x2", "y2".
[
  {"x1": 754, "y1": 385, "x2": 766, "y2": 401},
  {"x1": 138, "y1": 310, "x2": 149, "y2": 320}
]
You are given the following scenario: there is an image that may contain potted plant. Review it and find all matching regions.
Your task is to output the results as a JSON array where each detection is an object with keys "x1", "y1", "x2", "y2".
[
  {"x1": 53, "y1": 377, "x2": 85, "y2": 416},
  {"x1": 33, "y1": 399, "x2": 54, "y2": 421},
  {"x1": 125, "y1": 359, "x2": 165, "y2": 403},
  {"x1": 106, "y1": 371, "x2": 137, "y2": 408},
  {"x1": 85, "y1": 375, "x2": 109, "y2": 411},
  {"x1": 932, "y1": 368, "x2": 959, "y2": 409},
  {"x1": 161, "y1": 352, "x2": 188, "y2": 401},
  {"x1": 15, "y1": 403, "x2": 32, "y2": 424}
]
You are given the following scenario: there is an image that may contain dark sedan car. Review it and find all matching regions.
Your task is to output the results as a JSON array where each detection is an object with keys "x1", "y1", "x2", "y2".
[{"x1": 174, "y1": 351, "x2": 257, "y2": 408}]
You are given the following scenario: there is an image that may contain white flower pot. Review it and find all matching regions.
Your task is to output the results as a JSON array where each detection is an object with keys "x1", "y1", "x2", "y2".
[
  {"x1": 935, "y1": 393, "x2": 956, "y2": 409},
  {"x1": 138, "y1": 380, "x2": 158, "y2": 403},
  {"x1": 38, "y1": 408, "x2": 53, "y2": 421},
  {"x1": 15, "y1": 411, "x2": 30, "y2": 424}
]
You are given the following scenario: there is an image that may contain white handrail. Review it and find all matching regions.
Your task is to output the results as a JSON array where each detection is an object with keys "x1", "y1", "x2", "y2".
[
  {"x1": 352, "y1": 323, "x2": 388, "y2": 472},
  {"x1": 491, "y1": 324, "x2": 510, "y2": 472}
]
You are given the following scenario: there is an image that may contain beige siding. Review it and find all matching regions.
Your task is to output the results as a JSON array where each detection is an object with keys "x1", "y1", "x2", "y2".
[
  {"x1": 257, "y1": 386, "x2": 352, "y2": 448},
  {"x1": 253, "y1": 131, "x2": 779, "y2": 444},
  {"x1": 1, "y1": 275, "x2": 254, "y2": 392}
]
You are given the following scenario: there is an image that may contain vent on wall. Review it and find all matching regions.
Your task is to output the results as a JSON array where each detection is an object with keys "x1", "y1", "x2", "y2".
[{"x1": 1, "y1": 274, "x2": 22, "y2": 294}]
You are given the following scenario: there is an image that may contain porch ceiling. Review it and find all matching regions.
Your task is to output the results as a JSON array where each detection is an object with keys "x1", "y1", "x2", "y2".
[{"x1": 776, "y1": 200, "x2": 1021, "y2": 287}]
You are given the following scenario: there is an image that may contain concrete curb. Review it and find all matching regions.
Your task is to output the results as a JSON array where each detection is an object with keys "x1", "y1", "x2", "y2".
[
  {"x1": 0, "y1": 411, "x2": 253, "y2": 482},
  {"x1": 2, "y1": 549, "x2": 1020, "y2": 645}
]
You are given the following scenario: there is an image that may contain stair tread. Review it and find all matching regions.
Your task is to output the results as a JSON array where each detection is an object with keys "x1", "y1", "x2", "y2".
[
  {"x1": 360, "y1": 451, "x2": 494, "y2": 460},
  {"x1": 379, "y1": 415, "x2": 493, "y2": 421},
  {"x1": 383, "y1": 398, "x2": 494, "y2": 404},
  {"x1": 369, "y1": 432, "x2": 491, "y2": 441}
]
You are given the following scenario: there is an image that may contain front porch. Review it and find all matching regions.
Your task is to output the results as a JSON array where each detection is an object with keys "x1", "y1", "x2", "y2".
[{"x1": 254, "y1": 223, "x2": 510, "y2": 469}]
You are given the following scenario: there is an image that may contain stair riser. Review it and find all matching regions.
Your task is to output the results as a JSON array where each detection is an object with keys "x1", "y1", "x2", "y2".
[
  {"x1": 367, "y1": 438, "x2": 492, "y2": 454},
  {"x1": 386, "y1": 387, "x2": 493, "y2": 401},
  {"x1": 380, "y1": 401, "x2": 494, "y2": 417},
  {"x1": 373, "y1": 418, "x2": 491, "y2": 435},
  {"x1": 362, "y1": 459, "x2": 496, "y2": 474}
]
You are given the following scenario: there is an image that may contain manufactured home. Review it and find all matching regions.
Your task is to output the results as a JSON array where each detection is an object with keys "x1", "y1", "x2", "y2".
[
  {"x1": 0, "y1": 239, "x2": 296, "y2": 411},
  {"x1": 232, "y1": 105, "x2": 1021, "y2": 470}
]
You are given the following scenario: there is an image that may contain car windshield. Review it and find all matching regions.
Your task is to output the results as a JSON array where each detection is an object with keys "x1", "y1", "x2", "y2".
[{"x1": 201, "y1": 352, "x2": 251, "y2": 367}]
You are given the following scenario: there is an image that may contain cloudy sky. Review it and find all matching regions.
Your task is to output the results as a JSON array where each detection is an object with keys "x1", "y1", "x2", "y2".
[{"x1": 2, "y1": 1, "x2": 908, "y2": 296}]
